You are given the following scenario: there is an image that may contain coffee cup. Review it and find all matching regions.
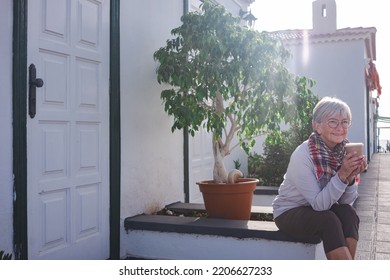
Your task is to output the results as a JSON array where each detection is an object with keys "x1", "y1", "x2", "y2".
[{"x1": 345, "y1": 142, "x2": 364, "y2": 157}]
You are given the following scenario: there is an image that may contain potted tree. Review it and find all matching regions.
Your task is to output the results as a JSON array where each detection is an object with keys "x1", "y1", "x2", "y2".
[{"x1": 153, "y1": 0, "x2": 311, "y2": 220}]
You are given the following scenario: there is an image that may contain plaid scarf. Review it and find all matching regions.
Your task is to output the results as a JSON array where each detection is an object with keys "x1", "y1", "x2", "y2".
[{"x1": 308, "y1": 132, "x2": 348, "y2": 183}]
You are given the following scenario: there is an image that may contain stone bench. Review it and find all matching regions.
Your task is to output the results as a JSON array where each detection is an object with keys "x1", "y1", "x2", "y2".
[{"x1": 123, "y1": 202, "x2": 326, "y2": 260}]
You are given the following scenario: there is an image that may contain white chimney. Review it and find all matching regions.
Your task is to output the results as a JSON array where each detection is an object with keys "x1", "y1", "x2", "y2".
[{"x1": 312, "y1": 0, "x2": 337, "y2": 34}]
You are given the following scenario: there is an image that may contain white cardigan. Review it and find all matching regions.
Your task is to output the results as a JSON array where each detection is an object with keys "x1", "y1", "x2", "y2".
[{"x1": 272, "y1": 140, "x2": 359, "y2": 219}]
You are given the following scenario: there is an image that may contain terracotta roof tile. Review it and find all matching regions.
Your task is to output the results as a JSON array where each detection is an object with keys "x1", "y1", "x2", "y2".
[
  {"x1": 266, "y1": 26, "x2": 377, "y2": 64},
  {"x1": 268, "y1": 27, "x2": 376, "y2": 43}
]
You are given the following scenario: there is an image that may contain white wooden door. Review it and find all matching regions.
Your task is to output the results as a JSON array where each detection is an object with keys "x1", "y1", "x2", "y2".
[
  {"x1": 187, "y1": 0, "x2": 213, "y2": 203},
  {"x1": 189, "y1": 129, "x2": 213, "y2": 203},
  {"x1": 27, "y1": 0, "x2": 110, "y2": 259}
]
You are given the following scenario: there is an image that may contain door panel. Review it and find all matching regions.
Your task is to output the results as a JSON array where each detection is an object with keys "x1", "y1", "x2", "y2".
[
  {"x1": 187, "y1": 0, "x2": 214, "y2": 203},
  {"x1": 189, "y1": 129, "x2": 213, "y2": 203},
  {"x1": 27, "y1": 0, "x2": 109, "y2": 260}
]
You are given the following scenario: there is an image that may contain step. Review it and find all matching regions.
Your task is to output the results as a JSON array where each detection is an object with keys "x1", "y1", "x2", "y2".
[
  {"x1": 254, "y1": 186, "x2": 279, "y2": 195},
  {"x1": 123, "y1": 203, "x2": 326, "y2": 260}
]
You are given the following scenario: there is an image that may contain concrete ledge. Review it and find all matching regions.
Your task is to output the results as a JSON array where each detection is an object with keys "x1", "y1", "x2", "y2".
[
  {"x1": 124, "y1": 214, "x2": 320, "y2": 244},
  {"x1": 125, "y1": 229, "x2": 326, "y2": 260},
  {"x1": 254, "y1": 186, "x2": 279, "y2": 195},
  {"x1": 123, "y1": 202, "x2": 326, "y2": 260},
  {"x1": 163, "y1": 201, "x2": 274, "y2": 220}
]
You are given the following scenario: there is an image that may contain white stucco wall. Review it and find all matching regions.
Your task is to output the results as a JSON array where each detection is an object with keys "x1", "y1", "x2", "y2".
[
  {"x1": 0, "y1": 0, "x2": 14, "y2": 254},
  {"x1": 124, "y1": 230, "x2": 326, "y2": 260},
  {"x1": 285, "y1": 39, "x2": 370, "y2": 154},
  {"x1": 120, "y1": 0, "x2": 185, "y2": 220}
]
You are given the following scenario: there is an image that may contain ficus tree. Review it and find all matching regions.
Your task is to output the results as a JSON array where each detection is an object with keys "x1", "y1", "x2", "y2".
[{"x1": 154, "y1": 0, "x2": 313, "y2": 183}]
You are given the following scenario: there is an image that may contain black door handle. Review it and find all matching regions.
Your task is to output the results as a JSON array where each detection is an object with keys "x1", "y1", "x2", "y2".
[{"x1": 28, "y1": 63, "x2": 44, "y2": 118}]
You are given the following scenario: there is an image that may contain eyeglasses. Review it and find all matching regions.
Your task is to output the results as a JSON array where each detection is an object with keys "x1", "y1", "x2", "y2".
[{"x1": 327, "y1": 119, "x2": 352, "y2": 129}]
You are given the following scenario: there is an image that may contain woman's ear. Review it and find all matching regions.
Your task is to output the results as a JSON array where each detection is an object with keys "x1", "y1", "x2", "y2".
[{"x1": 313, "y1": 121, "x2": 322, "y2": 135}]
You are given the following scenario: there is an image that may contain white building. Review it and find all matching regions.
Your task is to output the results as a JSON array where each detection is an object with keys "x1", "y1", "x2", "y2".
[
  {"x1": 269, "y1": 0, "x2": 379, "y2": 160},
  {"x1": 0, "y1": 0, "x2": 254, "y2": 260}
]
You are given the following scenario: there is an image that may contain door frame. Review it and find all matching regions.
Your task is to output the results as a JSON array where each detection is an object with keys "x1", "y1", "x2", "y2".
[{"x1": 12, "y1": 0, "x2": 121, "y2": 260}]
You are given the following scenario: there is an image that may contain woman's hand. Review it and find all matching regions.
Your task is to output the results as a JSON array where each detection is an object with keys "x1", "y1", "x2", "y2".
[{"x1": 338, "y1": 153, "x2": 367, "y2": 184}]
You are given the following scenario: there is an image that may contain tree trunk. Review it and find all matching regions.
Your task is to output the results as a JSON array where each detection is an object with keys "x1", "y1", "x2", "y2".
[{"x1": 213, "y1": 139, "x2": 228, "y2": 183}]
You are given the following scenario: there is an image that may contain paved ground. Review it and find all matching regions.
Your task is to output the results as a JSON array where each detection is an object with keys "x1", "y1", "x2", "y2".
[{"x1": 354, "y1": 153, "x2": 390, "y2": 260}]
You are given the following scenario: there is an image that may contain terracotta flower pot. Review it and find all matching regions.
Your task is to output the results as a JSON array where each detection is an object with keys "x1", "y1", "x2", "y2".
[{"x1": 197, "y1": 178, "x2": 259, "y2": 220}]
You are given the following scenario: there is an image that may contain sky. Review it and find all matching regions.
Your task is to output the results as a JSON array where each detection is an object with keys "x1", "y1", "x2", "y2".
[{"x1": 249, "y1": 0, "x2": 390, "y2": 140}]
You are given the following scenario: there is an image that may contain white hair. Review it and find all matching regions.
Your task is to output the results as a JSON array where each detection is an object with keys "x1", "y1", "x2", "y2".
[{"x1": 312, "y1": 96, "x2": 352, "y2": 125}]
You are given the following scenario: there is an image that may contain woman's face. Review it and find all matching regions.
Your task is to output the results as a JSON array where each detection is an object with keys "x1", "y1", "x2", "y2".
[{"x1": 314, "y1": 112, "x2": 350, "y2": 149}]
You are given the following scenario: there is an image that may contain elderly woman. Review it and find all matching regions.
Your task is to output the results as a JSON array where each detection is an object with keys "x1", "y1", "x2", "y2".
[{"x1": 272, "y1": 96, "x2": 367, "y2": 260}]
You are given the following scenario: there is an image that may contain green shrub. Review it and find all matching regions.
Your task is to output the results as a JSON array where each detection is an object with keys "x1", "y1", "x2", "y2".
[
  {"x1": 248, "y1": 79, "x2": 319, "y2": 186},
  {"x1": 248, "y1": 131, "x2": 292, "y2": 186}
]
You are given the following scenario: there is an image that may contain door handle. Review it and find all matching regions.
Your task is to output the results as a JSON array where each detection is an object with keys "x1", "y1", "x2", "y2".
[{"x1": 28, "y1": 63, "x2": 44, "y2": 118}]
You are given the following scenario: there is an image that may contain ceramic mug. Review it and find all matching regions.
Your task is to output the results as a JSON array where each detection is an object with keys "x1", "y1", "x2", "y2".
[{"x1": 345, "y1": 142, "x2": 364, "y2": 157}]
